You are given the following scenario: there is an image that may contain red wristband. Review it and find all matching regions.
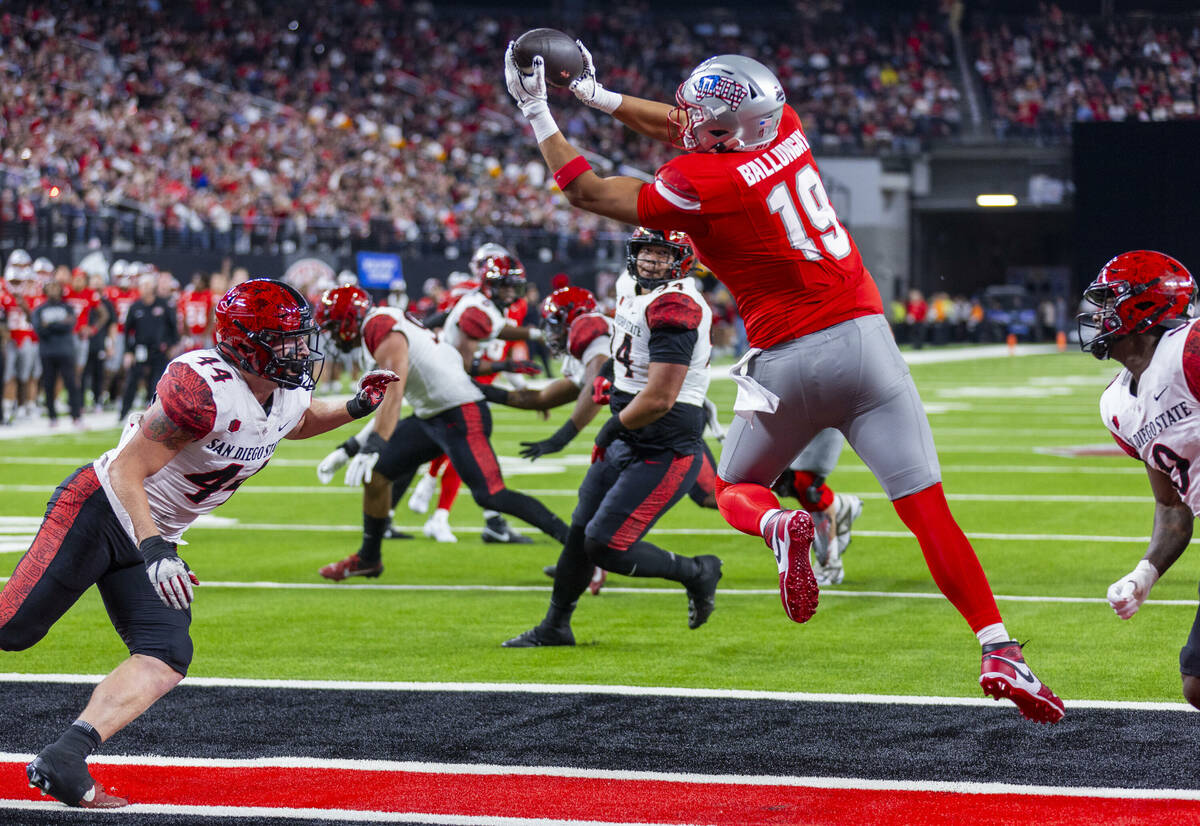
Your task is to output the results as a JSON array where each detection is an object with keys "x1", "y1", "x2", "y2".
[{"x1": 553, "y1": 156, "x2": 592, "y2": 190}]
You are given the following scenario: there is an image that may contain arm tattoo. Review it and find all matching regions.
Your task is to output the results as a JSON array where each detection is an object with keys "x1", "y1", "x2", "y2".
[{"x1": 140, "y1": 404, "x2": 195, "y2": 450}]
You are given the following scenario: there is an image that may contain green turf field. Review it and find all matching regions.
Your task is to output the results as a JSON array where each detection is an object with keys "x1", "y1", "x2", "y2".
[{"x1": 1, "y1": 348, "x2": 1192, "y2": 704}]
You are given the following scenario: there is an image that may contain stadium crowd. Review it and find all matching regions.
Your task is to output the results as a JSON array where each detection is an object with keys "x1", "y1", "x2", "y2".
[{"x1": 0, "y1": 0, "x2": 965, "y2": 252}]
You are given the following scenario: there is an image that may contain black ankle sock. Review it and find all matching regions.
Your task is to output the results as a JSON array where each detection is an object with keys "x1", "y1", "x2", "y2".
[
  {"x1": 360, "y1": 514, "x2": 389, "y2": 564},
  {"x1": 544, "y1": 598, "x2": 577, "y2": 630},
  {"x1": 53, "y1": 720, "x2": 102, "y2": 759}
]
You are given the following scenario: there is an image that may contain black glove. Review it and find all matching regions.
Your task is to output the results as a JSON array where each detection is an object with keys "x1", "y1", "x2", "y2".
[
  {"x1": 591, "y1": 415, "x2": 629, "y2": 463},
  {"x1": 475, "y1": 381, "x2": 511, "y2": 405},
  {"x1": 519, "y1": 420, "x2": 579, "y2": 460}
]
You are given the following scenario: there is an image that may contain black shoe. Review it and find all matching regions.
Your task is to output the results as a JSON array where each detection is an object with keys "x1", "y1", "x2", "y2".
[
  {"x1": 685, "y1": 555, "x2": 723, "y2": 629},
  {"x1": 383, "y1": 525, "x2": 414, "y2": 540},
  {"x1": 26, "y1": 747, "x2": 127, "y2": 808},
  {"x1": 482, "y1": 516, "x2": 534, "y2": 544},
  {"x1": 543, "y1": 565, "x2": 557, "y2": 578},
  {"x1": 502, "y1": 624, "x2": 575, "y2": 647}
]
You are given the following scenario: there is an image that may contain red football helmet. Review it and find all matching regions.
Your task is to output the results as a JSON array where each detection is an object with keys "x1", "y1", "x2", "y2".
[
  {"x1": 626, "y1": 227, "x2": 696, "y2": 292},
  {"x1": 1078, "y1": 250, "x2": 1195, "y2": 360},
  {"x1": 315, "y1": 285, "x2": 373, "y2": 353},
  {"x1": 479, "y1": 253, "x2": 527, "y2": 309},
  {"x1": 215, "y1": 278, "x2": 323, "y2": 389},
  {"x1": 540, "y1": 286, "x2": 597, "y2": 354}
]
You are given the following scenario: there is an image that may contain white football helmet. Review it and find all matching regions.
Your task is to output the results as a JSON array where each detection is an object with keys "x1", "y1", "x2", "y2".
[
  {"x1": 469, "y1": 242, "x2": 512, "y2": 280},
  {"x1": 672, "y1": 55, "x2": 786, "y2": 153},
  {"x1": 387, "y1": 277, "x2": 408, "y2": 309}
]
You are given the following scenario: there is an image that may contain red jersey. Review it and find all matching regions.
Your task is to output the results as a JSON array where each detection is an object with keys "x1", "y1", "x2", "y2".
[
  {"x1": 440, "y1": 279, "x2": 480, "y2": 312},
  {"x1": 63, "y1": 285, "x2": 101, "y2": 333},
  {"x1": 178, "y1": 288, "x2": 215, "y2": 338},
  {"x1": 636, "y1": 105, "x2": 882, "y2": 349},
  {"x1": 106, "y1": 285, "x2": 139, "y2": 333},
  {"x1": 2, "y1": 289, "x2": 43, "y2": 344}
]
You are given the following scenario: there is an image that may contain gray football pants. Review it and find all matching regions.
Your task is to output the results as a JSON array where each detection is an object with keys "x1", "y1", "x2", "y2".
[{"x1": 718, "y1": 314, "x2": 940, "y2": 501}]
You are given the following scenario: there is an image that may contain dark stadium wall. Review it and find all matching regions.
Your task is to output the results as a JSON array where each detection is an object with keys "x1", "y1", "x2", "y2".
[{"x1": 1073, "y1": 121, "x2": 1200, "y2": 293}]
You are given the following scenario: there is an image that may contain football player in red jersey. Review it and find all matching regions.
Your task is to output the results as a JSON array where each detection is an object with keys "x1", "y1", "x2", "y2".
[
  {"x1": 504, "y1": 44, "x2": 1063, "y2": 722},
  {"x1": 1081, "y1": 251, "x2": 1200, "y2": 710},
  {"x1": 0, "y1": 279, "x2": 398, "y2": 809},
  {"x1": 177, "y1": 271, "x2": 216, "y2": 351}
]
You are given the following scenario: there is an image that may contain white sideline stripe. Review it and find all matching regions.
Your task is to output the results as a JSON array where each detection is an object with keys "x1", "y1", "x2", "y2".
[
  {"x1": 6, "y1": 575, "x2": 1190, "y2": 607},
  {"x1": 0, "y1": 673, "x2": 1192, "y2": 713},
  {"x1": 0, "y1": 801, "x2": 677, "y2": 826},
  {"x1": 0, "y1": 524, "x2": 1159, "y2": 552},
  {"x1": 1, "y1": 751, "x2": 1199, "y2": 802}
]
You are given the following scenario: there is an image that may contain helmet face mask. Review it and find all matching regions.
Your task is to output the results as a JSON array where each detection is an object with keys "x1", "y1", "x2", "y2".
[
  {"x1": 1077, "y1": 250, "x2": 1196, "y2": 360},
  {"x1": 670, "y1": 55, "x2": 786, "y2": 153},
  {"x1": 540, "y1": 286, "x2": 597, "y2": 355},
  {"x1": 626, "y1": 228, "x2": 696, "y2": 293},
  {"x1": 479, "y1": 254, "x2": 527, "y2": 309},
  {"x1": 216, "y1": 279, "x2": 324, "y2": 390},
  {"x1": 315, "y1": 285, "x2": 373, "y2": 354}
]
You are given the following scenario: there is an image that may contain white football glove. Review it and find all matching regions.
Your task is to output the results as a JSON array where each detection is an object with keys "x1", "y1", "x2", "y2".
[
  {"x1": 1106, "y1": 559, "x2": 1160, "y2": 620},
  {"x1": 140, "y1": 536, "x2": 198, "y2": 611},
  {"x1": 504, "y1": 42, "x2": 548, "y2": 117},
  {"x1": 317, "y1": 447, "x2": 349, "y2": 485},
  {"x1": 569, "y1": 40, "x2": 623, "y2": 114},
  {"x1": 344, "y1": 432, "x2": 387, "y2": 486},
  {"x1": 344, "y1": 451, "x2": 380, "y2": 486},
  {"x1": 703, "y1": 397, "x2": 726, "y2": 442},
  {"x1": 504, "y1": 42, "x2": 559, "y2": 143}
]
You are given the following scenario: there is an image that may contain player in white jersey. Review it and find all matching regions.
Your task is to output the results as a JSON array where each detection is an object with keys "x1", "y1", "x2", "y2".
[
  {"x1": 0, "y1": 279, "x2": 398, "y2": 809},
  {"x1": 1079, "y1": 250, "x2": 1200, "y2": 710},
  {"x1": 313, "y1": 286, "x2": 569, "y2": 581},
  {"x1": 503, "y1": 228, "x2": 723, "y2": 647}
]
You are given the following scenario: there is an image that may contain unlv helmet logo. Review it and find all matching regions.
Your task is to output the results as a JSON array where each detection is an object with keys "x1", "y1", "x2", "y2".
[{"x1": 692, "y1": 74, "x2": 748, "y2": 110}]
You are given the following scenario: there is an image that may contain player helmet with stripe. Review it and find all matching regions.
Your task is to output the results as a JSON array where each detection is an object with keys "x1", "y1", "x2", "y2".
[
  {"x1": 540, "y1": 286, "x2": 597, "y2": 354},
  {"x1": 314, "y1": 284, "x2": 373, "y2": 353},
  {"x1": 479, "y1": 253, "x2": 527, "y2": 309},
  {"x1": 671, "y1": 55, "x2": 785, "y2": 153},
  {"x1": 469, "y1": 242, "x2": 513, "y2": 280},
  {"x1": 1078, "y1": 250, "x2": 1195, "y2": 360},
  {"x1": 216, "y1": 278, "x2": 324, "y2": 389},
  {"x1": 627, "y1": 228, "x2": 696, "y2": 292}
]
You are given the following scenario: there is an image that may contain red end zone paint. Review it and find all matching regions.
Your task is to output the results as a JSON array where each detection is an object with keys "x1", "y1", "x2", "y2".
[{"x1": 2, "y1": 761, "x2": 1198, "y2": 825}]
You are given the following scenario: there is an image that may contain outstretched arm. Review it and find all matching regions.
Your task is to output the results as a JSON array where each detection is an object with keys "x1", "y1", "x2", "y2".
[{"x1": 569, "y1": 40, "x2": 676, "y2": 144}]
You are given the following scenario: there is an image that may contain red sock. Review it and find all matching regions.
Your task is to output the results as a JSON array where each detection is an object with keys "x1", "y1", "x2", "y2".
[
  {"x1": 714, "y1": 476, "x2": 781, "y2": 536},
  {"x1": 892, "y1": 483, "x2": 1002, "y2": 633},
  {"x1": 791, "y1": 471, "x2": 834, "y2": 511},
  {"x1": 429, "y1": 454, "x2": 448, "y2": 477},
  {"x1": 437, "y1": 464, "x2": 462, "y2": 511}
]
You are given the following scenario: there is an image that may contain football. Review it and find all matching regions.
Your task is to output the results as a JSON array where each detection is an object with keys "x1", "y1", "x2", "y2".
[{"x1": 512, "y1": 28, "x2": 584, "y2": 88}]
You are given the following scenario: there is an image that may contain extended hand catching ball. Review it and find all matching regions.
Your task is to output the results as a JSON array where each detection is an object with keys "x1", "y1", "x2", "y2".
[{"x1": 513, "y1": 28, "x2": 585, "y2": 87}]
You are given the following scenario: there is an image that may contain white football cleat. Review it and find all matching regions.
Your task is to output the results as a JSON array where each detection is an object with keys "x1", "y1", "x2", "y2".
[
  {"x1": 408, "y1": 473, "x2": 437, "y2": 514},
  {"x1": 423, "y1": 509, "x2": 457, "y2": 543}
]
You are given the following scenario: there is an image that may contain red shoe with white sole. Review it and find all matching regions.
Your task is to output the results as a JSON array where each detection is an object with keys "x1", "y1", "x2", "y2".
[
  {"x1": 762, "y1": 509, "x2": 817, "y2": 623},
  {"x1": 980, "y1": 640, "x2": 1065, "y2": 724}
]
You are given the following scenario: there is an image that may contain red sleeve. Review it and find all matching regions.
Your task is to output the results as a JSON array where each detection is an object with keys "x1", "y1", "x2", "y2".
[
  {"x1": 1183, "y1": 324, "x2": 1200, "y2": 400},
  {"x1": 156, "y1": 362, "x2": 217, "y2": 440},
  {"x1": 1111, "y1": 431, "x2": 1140, "y2": 460},
  {"x1": 362, "y1": 313, "x2": 396, "y2": 355},
  {"x1": 457, "y1": 306, "x2": 494, "y2": 340},
  {"x1": 636, "y1": 162, "x2": 709, "y2": 236},
  {"x1": 646, "y1": 292, "x2": 703, "y2": 331},
  {"x1": 567, "y1": 315, "x2": 610, "y2": 360}
]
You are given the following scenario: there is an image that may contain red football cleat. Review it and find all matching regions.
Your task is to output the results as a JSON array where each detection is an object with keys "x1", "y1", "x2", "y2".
[
  {"x1": 980, "y1": 640, "x2": 1065, "y2": 724},
  {"x1": 318, "y1": 553, "x2": 383, "y2": 581},
  {"x1": 762, "y1": 509, "x2": 817, "y2": 623}
]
